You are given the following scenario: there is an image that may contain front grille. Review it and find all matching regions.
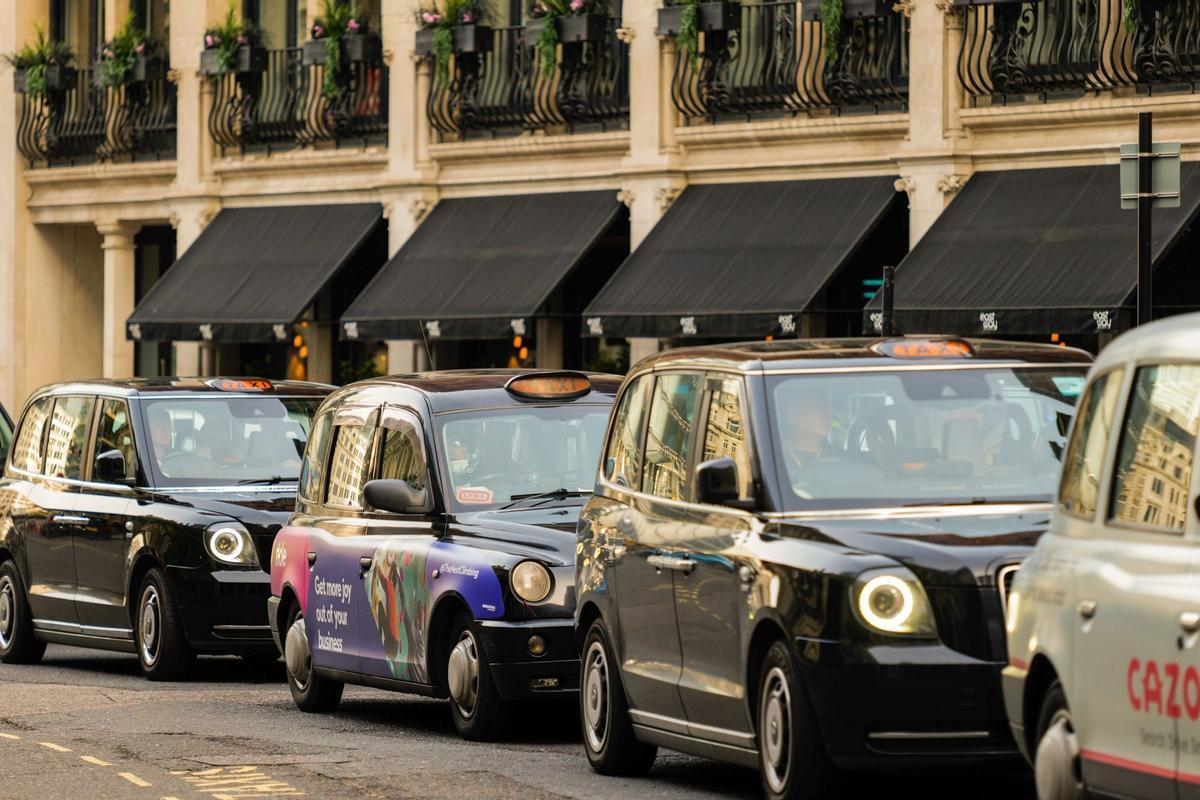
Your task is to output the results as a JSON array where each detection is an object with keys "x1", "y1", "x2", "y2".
[{"x1": 997, "y1": 563, "x2": 1020, "y2": 616}]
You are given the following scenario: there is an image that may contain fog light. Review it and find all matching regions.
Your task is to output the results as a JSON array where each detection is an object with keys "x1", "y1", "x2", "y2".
[
  {"x1": 529, "y1": 677, "x2": 560, "y2": 690},
  {"x1": 528, "y1": 635, "x2": 546, "y2": 656}
]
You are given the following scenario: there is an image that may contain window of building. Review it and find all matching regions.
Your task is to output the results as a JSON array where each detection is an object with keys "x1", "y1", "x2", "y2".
[
  {"x1": 1110, "y1": 365, "x2": 1200, "y2": 535},
  {"x1": 642, "y1": 374, "x2": 703, "y2": 502},
  {"x1": 44, "y1": 396, "x2": 96, "y2": 481},
  {"x1": 299, "y1": 410, "x2": 333, "y2": 502},
  {"x1": 603, "y1": 375, "x2": 648, "y2": 489},
  {"x1": 379, "y1": 409, "x2": 426, "y2": 491},
  {"x1": 325, "y1": 415, "x2": 376, "y2": 509},
  {"x1": 1059, "y1": 369, "x2": 1124, "y2": 519},
  {"x1": 702, "y1": 377, "x2": 753, "y2": 500},
  {"x1": 94, "y1": 398, "x2": 137, "y2": 481},
  {"x1": 11, "y1": 397, "x2": 53, "y2": 475}
]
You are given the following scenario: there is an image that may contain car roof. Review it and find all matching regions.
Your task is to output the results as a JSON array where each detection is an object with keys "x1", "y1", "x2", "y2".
[
  {"x1": 29, "y1": 377, "x2": 336, "y2": 400},
  {"x1": 633, "y1": 337, "x2": 1093, "y2": 373},
  {"x1": 327, "y1": 369, "x2": 622, "y2": 414},
  {"x1": 1090, "y1": 313, "x2": 1200, "y2": 373}
]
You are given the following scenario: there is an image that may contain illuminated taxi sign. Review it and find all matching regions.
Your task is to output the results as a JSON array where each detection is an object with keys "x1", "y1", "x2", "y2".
[
  {"x1": 207, "y1": 378, "x2": 274, "y2": 392},
  {"x1": 873, "y1": 339, "x2": 974, "y2": 359},
  {"x1": 505, "y1": 372, "x2": 591, "y2": 400}
]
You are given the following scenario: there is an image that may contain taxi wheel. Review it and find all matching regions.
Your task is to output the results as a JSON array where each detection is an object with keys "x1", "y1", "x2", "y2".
[
  {"x1": 284, "y1": 604, "x2": 343, "y2": 712},
  {"x1": 1034, "y1": 681, "x2": 1086, "y2": 800},
  {"x1": 136, "y1": 568, "x2": 194, "y2": 681},
  {"x1": 757, "y1": 640, "x2": 837, "y2": 800},
  {"x1": 0, "y1": 560, "x2": 45, "y2": 664},
  {"x1": 580, "y1": 618, "x2": 657, "y2": 776},
  {"x1": 447, "y1": 611, "x2": 507, "y2": 741}
]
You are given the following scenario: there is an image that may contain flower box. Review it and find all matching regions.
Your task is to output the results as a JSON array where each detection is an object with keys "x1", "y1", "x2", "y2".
[
  {"x1": 12, "y1": 69, "x2": 25, "y2": 93},
  {"x1": 200, "y1": 45, "x2": 267, "y2": 76},
  {"x1": 523, "y1": 16, "x2": 552, "y2": 47},
  {"x1": 559, "y1": 13, "x2": 607, "y2": 43},
  {"x1": 657, "y1": 1, "x2": 740, "y2": 36},
  {"x1": 415, "y1": 28, "x2": 437, "y2": 56},
  {"x1": 129, "y1": 54, "x2": 166, "y2": 83},
  {"x1": 343, "y1": 33, "x2": 382, "y2": 62},
  {"x1": 302, "y1": 38, "x2": 329, "y2": 65},
  {"x1": 453, "y1": 24, "x2": 493, "y2": 54},
  {"x1": 801, "y1": 0, "x2": 892, "y2": 18},
  {"x1": 13, "y1": 65, "x2": 78, "y2": 93}
]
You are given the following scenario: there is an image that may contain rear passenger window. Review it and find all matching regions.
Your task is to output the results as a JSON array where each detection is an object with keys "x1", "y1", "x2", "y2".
[
  {"x1": 604, "y1": 375, "x2": 648, "y2": 488},
  {"x1": 1110, "y1": 365, "x2": 1200, "y2": 534},
  {"x1": 44, "y1": 396, "x2": 95, "y2": 480},
  {"x1": 299, "y1": 411, "x2": 333, "y2": 502},
  {"x1": 642, "y1": 374, "x2": 703, "y2": 501},
  {"x1": 1059, "y1": 370, "x2": 1124, "y2": 519},
  {"x1": 325, "y1": 413, "x2": 376, "y2": 509},
  {"x1": 10, "y1": 397, "x2": 52, "y2": 474},
  {"x1": 702, "y1": 377, "x2": 753, "y2": 500}
]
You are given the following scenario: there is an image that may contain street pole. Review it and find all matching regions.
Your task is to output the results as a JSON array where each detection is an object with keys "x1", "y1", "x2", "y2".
[
  {"x1": 1138, "y1": 111, "x2": 1153, "y2": 326},
  {"x1": 881, "y1": 265, "x2": 895, "y2": 337}
]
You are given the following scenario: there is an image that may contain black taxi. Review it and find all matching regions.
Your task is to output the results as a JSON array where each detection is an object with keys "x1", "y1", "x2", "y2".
[
  {"x1": 269, "y1": 370, "x2": 618, "y2": 740},
  {"x1": 0, "y1": 377, "x2": 331, "y2": 679},
  {"x1": 575, "y1": 338, "x2": 1093, "y2": 798}
]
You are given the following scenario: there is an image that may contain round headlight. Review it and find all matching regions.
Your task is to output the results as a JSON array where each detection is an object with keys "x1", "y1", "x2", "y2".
[
  {"x1": 204, "y1": 523, "x2": 257, "y2": 566},
  {"x1": 511, "y1": 560, "x2": 552, "y2": 603}
]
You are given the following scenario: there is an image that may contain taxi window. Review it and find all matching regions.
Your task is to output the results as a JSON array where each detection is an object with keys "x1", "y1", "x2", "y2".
[
  {"x1": 642, "y1": 374, "x2": 704, "y2": 502},
  {"x1": 44, "y1": 395, "x2": 95, "y2": 480},
  {"x1": 1058, "y1": 370, "x2": 1124, "y2": 519},
  {"x1": 11, "y1": 397, "x2": 53, "y2": 474},
  {"x1": 325, "y1": 412, "x2": 376, "y2": 510},
  {"x1": 299, "y1": 410, "x2": 333, "y2": 502},
  {"x1": 1109, "y1": 365, "x2": 1200, "y2": 535},
  {"x1": 603, "y1": 375, "x2": 649, "y2": 489},
  {"x1": 94, "y1": 398, "x2": 138, "y2": 482},
  {"x1": 702, "y1": 377, "x2": 753, "y2": 500},
  {"x1": 379, "y1": 408, "x2": 427, "y2": 492}
]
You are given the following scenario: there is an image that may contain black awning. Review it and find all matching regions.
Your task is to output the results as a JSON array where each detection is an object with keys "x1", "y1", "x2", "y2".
[
  {"x1": 581, "y1": 177, "x2": 900, "y2": 339},
  {"x1": 127, "y1": 204, "x2": 382, "y2": 343},
  {"x1": 340, "y1": 191, "x2": 621, "y2": 341},
  {"x1": 865, "y1": 164, "x2": 1200, "y2": 336}
]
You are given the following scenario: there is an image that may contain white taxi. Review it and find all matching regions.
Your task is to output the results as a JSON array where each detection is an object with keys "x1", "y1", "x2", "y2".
[{"x1": 1004, "y1": 313, "x2": 1200, "y2": 800}]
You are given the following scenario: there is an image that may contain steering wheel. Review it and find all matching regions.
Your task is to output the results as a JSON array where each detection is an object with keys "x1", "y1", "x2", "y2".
[
  {"x1": 846, "y1": 415, "x2": 895, "y2": 468},
  {"x1": 160, "y1": 450, "x2": 213, "y2": 477}
]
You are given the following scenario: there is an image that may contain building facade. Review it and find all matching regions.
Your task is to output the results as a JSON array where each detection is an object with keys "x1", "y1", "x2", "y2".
[{"x1": 2, "y1": 0, "x2": 1199, "y2": 412}]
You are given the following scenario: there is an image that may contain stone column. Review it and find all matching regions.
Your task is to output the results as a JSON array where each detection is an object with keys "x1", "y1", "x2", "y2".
[
  {"x1": 387, "y1": 340, "x2": 429, "y2": 373},
  {"x1": 170, "y1": 205, "x2": 219, "y2": 376},
  {"x1": 98, "y1": 222, "x2": 140, "y2": 379}
]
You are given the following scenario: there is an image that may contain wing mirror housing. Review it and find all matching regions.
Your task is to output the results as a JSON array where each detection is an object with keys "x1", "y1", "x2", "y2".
[
  {"x1": 364, "y1": 479, "x2": 428, "y2": 514},
  {"x1": 94, "y1": 449, "x2": 135, "y2": 486},
  {"x1": 695, "y1": 457, "x2": 755, "y2": 510}
]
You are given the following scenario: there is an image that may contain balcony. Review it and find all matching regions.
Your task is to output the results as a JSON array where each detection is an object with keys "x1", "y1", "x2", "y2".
[
  {"x1": 207, "y1": 47, "x2": 388, "y2": 154},
  {"x1": 424, "y1": 18, "x2": 629, "y2": 139},
  {"x1": 663, "y1": 0, "x2": 909, "y2": 124},
  {"x1": 956, "y1": 0, "x2": 1200, "y2": 104},
  {"x1": 16, "y1": 68, "x2": 177, "y2": 167}
]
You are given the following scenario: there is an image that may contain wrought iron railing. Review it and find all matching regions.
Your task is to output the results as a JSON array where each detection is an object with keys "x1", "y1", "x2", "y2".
[
  {"x1": 426, "y1": 20, "x2": 630, "y2": 139},
  {"x1": 16, "y1": 68, "x2": 177, "y2": 167},
  {"x1": 957, "y1": 0, "x2": 1200, "y2": 103},
  {"x1": 208, "y1": 48, "x2": 388, "y2": 153},
  {"x1": 668, "y1": 2, "x2": 909, "y2": 123}
]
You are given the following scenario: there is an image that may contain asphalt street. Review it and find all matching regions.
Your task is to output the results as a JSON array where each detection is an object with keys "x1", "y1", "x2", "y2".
[{"x1": 0, "y1": 646, "x2": 1035, "y2": 799}]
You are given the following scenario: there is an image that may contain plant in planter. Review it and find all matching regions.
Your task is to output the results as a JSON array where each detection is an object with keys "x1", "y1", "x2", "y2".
[
  {"x1": 5, "y1": 24, "x2": 75, "y2": 98},
  {"x1": 98, "y1": 13, "x2": 165, "y2": 88},
  {"x1": 659, "y1": 0, "x2": 738, "y2": 66},
  {"x1": 811, "y1": 0, "x2": 889, "y2": 62},
  {"x1": 308, "y1": 0, "x2": 375, "y2": 98},
  {"x1": 202, "y1": 1, "x2": 264, "y2": 75},
  {"x1": 416, "y1": 0, "x2": 485, "y2": 89},
  {"x1": 527, "y1": 0, "x2": 603, "y2": 79}
]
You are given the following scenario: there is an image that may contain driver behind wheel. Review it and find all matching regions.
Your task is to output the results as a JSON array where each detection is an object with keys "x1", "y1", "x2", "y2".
[
  {"x1": 147, "y1": 405, "x2": 175, "y2": 470},
  {"x1": 780, "y1": 389, "x2": 834, "y2": 478}
]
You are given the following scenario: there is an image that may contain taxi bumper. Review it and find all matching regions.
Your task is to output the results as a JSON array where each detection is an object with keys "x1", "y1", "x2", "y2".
[
  {"x1": 166, "y1": 565, "x2": 278, "y2": 655},
  {"x1": 1001, "y1": 662, "x2": 1031, "y2": 763},
  {"x1": 477, "y1": 619, "x2": 579, "y2": 702},
  {"x1": 799, "y1": 638, "x2": 1023, "y2": 771}
]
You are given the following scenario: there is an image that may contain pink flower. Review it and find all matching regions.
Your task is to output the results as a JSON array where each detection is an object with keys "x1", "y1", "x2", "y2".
[
  {"x1": 103, "y1": 47, "x2": 113, "y2": 58},
  {"x1": 135, "y1": 42, "x2": 146, "y2": 54},
  {"x1": 237, "y1": 34, "x2": 249, "y2": 45},
  {"x1": 313, "y1": 24, "x2": 325, "y2": 37},
  {"x1": 347, "y1": 18, "x2": 361, "y2": 32},
  {"x1": 462, "y1": 10, "x2": 474, "y2": 22},
  {"x1": 205, "y1": 34, "x2": 215, "y2": 47},
  {"x1": 569, "y1": 0, "x2": 584, "y2": 11}
]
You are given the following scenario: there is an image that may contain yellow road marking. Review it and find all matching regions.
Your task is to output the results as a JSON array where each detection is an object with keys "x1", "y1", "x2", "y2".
[
  {"x1": 0, "y1": 733, "x2": 19, "y2": 740},
  {"x1": 119, "y1": 772, "x2": 152, "y2": 788},
  {"x1": 38, "y1": 741, "x2": 72, "y2": 753},
  {"x1": 176, "y1": 766, "x2": 304, "y2": 797},
  {"x1": 81, "y1": 755, "x2": 112, "y2": 766}
]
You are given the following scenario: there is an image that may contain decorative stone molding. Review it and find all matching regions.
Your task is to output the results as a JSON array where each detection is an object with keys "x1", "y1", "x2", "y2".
[
  {"x1": 166, "y1": 68, "x2": 182, "y2": 84},
  {"x1": 97, "y1": 220, "x2": 139, "y2": 248},
  {"x1": 656, "y1": 187, "x2": 682, "y2": 212},
  {"x1": 616, "y1": 26, "x2": 635, "y2": 43},
  {"x1": 168, "y1": 212, "x2": 181, "y2": 230},
  {"x1": 383, "y1": 48, "x2": 395, "y2": 65},
  {"x1": 937, "y1": 174, "x2": 967, "y2": 196},
  {"x1": 617, "y1": 189, "x2": 635, "y2": 208},
  {"x1": 891, "y1": 1, "x2": 912, "y2": 17},
  {"x1": 893, "y1": 176, "x2": 915, "y2": 207},
  {"x1": 197, "y1": 208, "x2": 218, "y2": 231},
  {"x1": 409, "y1": 197, "x2": 434, "y2": 223}
]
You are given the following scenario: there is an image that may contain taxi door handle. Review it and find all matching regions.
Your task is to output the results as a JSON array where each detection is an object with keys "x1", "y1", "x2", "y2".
[
  {"x1": 647, "y1": 555, "x2": 694, "y2": 574},
  {"x1": 52, "y1": 514, "x2": 90, "y2": 526},
  {"x1": 359, "y1": 556, "x2": 374, "y2": 572},
  {"x1": 1180, "y1": 612, "x2": 1200, "y2": 634},
  {"x1": 1079, "y1": 600, "x2": 1097, "y2": 620}
]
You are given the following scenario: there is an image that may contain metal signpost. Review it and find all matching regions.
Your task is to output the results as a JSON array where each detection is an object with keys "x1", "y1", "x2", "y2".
[{"x1": 1120, "y1": 112, "x2": 1181, "y2": 326}]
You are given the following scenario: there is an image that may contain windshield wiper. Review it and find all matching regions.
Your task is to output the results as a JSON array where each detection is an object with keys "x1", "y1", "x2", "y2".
[
  {"x1": 901, "y1": 497, "x2": 1040, "y2": 508},
  {"x1": 500, "y1": 488, "x2": 592, "y2": 510},
  {"x1": 236, "y1": 476, "x2": 293, "y2": 486}
]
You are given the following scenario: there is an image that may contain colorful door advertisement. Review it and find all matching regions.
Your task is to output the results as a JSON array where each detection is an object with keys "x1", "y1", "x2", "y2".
[{"x1": 304, "y1": 536, "x2": 373, "y2": 676}]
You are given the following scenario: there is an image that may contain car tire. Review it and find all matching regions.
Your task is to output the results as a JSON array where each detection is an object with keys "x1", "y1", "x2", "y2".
[
  {"x1": 447, "y1": 610, "x2": 507, "y2": 741},
  {"x1": 580, "y1": 617, "x2": 657, "y2": 776},
  {"x1": 1034, "y1": 681, "x2": 1087, "y2": 800},
  {"x1": 135, "y1": 568, "x2": 194, "y2": 681},
  {"x1": 284, "y1": 603, "x2": 343, "y2": 712},
  {"x1": 757, "y1": 640, "x2": 838, "y2": 800},
  {"x1": 0, "y1": 560, "x2": 46, "y2": 664}
]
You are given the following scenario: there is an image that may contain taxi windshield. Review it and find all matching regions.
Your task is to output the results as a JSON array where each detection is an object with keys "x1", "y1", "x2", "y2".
[
  {"x1": 767, "y1": 367, "x2": 1087, "y2": 510},
  {"x1": 142, "y1": 397, "x2": 321, "y2": 487},
  {"x1": 437, "y1": 404, "x2": 610, "y2": 511}
]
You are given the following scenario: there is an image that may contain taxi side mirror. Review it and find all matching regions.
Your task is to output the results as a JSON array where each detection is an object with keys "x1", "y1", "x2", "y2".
[
  {"x1": 94, "y1": 449, "x2": 135, "y2": 486},
  {"x1": 364, "y1": 479, "x2": 427, "y2": 515},
  {"x1": 695, "y1": 457, "x2": 753, "y2": 510}
]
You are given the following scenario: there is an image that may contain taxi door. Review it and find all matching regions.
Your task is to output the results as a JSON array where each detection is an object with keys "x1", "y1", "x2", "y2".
[{"x1": 1074, "y1": 363, "x2": 1200, "y2": 800}]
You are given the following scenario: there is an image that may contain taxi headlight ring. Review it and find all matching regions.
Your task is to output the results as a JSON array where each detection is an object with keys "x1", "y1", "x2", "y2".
[
  {"x1": 205, "y1": 523, "x2": 258, "y2": 567},
  {"x1": 511, "y1": 560, "x2": 553, "y2": 603},
  {"x1": 853, "y1": 570, "x2": 936, "y2": 636}
]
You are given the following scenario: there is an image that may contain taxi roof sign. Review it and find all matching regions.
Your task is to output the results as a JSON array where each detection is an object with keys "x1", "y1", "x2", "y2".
[
  {"x1": 207, "y1": 378, "x2": 274, "y2": 392},
  {"x1": 873, "y1": 339, "x2": 974, "y2": 359},
  {"x1": 505, "y1": 372, "x2": 591, "y2": 400}
]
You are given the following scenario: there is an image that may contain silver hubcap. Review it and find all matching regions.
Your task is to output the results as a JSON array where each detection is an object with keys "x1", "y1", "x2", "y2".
[
  {"x1": 447, "y1": 629, "x2": 480, "y2": 718},
  {"x1": 1036, "y1": 709, "x2": 1084, "y2": 800},
  {"x1": 761, "y1": 666, "x2": 792, "y2": 794},
  {"x1": 583, "y1": 640, "x2": 610, "y2": 752},
  {"x1": 285, "y1": 614, "x2": 312, "y2": 691},
  {"x1": 0, "y1": 576, "x2": 15, "y2": 650},
  {"x1": 139, "y1": 585, "x2": 160, "y2": 667}
]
